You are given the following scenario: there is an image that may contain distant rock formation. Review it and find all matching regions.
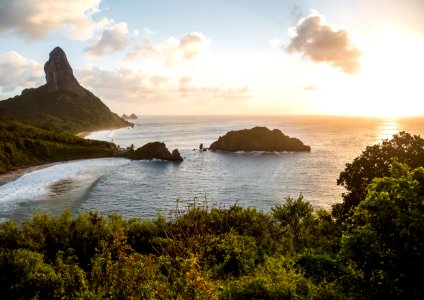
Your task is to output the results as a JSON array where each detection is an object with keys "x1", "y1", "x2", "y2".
[
  {"x1": 0, "y1": 47, "x2": 131, "y2": 133},
  {"x1": 122, "y1": 113, "x2": 138, "y2": 120},
  {"x1": 209, "y1": 126, "x2": 311, "y2": 152},
  {"x1": 131, "y1": 142, "x2": 183, "y2": 161}
]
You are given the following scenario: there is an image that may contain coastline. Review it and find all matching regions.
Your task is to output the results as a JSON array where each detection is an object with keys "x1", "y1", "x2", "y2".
[
  {"x1": 0, "y1": 126, "x2": 134, "y2": 185},
  {"x1": 0, "y1": 161, "x2": 65, "y2": 185},
  {"x1": 76, "y1": 131, "x2": 90, "y2": 138},
  {"x1": 78, "y1": 125, "x2": 134, "y2": 142}
]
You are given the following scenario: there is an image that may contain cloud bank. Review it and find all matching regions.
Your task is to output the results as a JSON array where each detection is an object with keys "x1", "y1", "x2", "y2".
[
  {"x1": 0, "y1": 51, "x2": 43, "y2": 93},
  {"x1": 125, "y1": 32, "x2": 210, "y2": 67},
  {"x1": 0, "y1": 0, "x2": 102, "y2": 40},
  {"x1": 85, "y1": 22, "x2": 130, "y2": 56},
  {"x1": 77, "y1": 66, "x2": 249, "y2": 106},
  {"x1": 287, "y1": 12, "x2": 361, "y2": 74}
]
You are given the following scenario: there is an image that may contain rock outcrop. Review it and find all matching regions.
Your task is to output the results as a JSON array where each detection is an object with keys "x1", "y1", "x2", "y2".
[
  {"x1": 131, "y1": 142, "x2": 183, "y2": 161},
  {"x1": 44, "y1": 47, "x2": 82, "y2": 94},
  {"x1": 122, "y1": 113, "x2": 138, "y2": 120},
  {"x1": 209, "y1": 127, "x2": 311, "y2": 152},
  {"x1": 0, "y1": 47, "x2": 131, "y2": 133}
]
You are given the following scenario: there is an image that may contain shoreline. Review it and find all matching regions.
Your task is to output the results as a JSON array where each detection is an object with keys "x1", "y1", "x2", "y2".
[
  {"x1": 1, "y1": 125, "x2": 135, "y2": 185},
  {"x1": 76, "y1": 131, "x2": 90, "y2": 138},
  {"x1": 0, "y1": 161, "x2": 66, "y2": 185},
  {"x1": 78, "y1": 125, "x2": 135, "y2": 142}
]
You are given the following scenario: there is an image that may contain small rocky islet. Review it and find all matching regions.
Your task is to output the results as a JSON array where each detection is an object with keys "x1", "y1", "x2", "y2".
[
  {"x1": 209, "y1": 126, "x2": 310, "y2": 152},
  {"x1": 130, "y1": 142, "x2": 183, "y2": 162},
  {"x1": 122, "y1": 113, "x2": 138, "y2": 120}
]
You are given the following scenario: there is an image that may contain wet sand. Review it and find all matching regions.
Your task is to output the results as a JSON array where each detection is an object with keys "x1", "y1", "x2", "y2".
[{"x1": 0, "y1": 162, "x2": 64, "y2": 185}]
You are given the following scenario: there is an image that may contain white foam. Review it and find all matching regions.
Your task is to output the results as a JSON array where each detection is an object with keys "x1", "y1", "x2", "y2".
[
  {"x1": 0, "y1": 158, "x2": 130, "y2": 203},
  {"x1": 85, "y1": 130, "x2": 114, "y2": 142}
]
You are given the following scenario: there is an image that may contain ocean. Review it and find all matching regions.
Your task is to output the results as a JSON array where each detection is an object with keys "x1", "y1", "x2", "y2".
[{"x1": 2, "y1": 115, "x2": 424, "y2": 222}]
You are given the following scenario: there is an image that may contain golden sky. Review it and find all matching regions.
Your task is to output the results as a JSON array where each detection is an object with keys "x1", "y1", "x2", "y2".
[{"x1": 0, "y1": 0, "x2": 423, "y2": 117}]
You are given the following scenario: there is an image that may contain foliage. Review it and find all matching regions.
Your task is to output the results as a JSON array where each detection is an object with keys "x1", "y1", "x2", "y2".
[
  {"x1": 334, "y1": 131, "x2": 424, "y2": 221},
  {"x1": 0, "y1": 87, "x2": 131, "y2": 133},
  {"x1": 0, "y1": 198, "x2": 344, "y2": 299},
  {"x1": 1, "y1": 132, "x2": 424, "y2": 298},
  {"x1": 340, "y1": 163, "x2": 424, "y2": 298},
  {"x1": 0, "y1": 117, "x2": 116, "y2": 173}
]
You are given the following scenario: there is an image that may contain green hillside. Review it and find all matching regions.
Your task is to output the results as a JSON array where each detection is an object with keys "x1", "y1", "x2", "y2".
[
  {"x1": 0, "y1": 47, "x2": 131, "y2": 134},
  {"x1": 0, "y1": 86, "x2": 131, "y2": 134},
  {"x1": 0, "y1": 118, "x2": 116, "y2": 174}
]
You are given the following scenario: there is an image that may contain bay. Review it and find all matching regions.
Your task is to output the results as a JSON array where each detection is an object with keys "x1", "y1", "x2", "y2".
[{"x1": 2, "y1": 115, "x2": 424, "y2": 222}]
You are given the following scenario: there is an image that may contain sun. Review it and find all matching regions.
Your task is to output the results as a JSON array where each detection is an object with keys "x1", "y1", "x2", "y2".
[
  {"x1": 356, "y1": 30, "x2": 424, "y2": 117},
  {"x1": 308, "y1": 29, "x2": 424, "y2": 117}
]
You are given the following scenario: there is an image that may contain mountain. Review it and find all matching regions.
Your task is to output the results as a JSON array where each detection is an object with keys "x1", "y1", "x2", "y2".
[{"x1": 0, "y1": 47, "x2": 131, "y2": 133}]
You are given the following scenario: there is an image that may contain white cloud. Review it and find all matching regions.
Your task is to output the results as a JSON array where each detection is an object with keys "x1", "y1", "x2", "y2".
[
  {"x1": 85, "y1": 22, "x2": 130, "y2": 56},
  {"x1": 0, "y1": 0, "x2": 102, "y2": 40},
  {"x1": 0, "y1": 51, "x2": 43, "y2": 93},
  {"x1": 125, "y1": 32, "x2": 211, "y2": 67},
  {"x1": 269, "y1": 38, "x2": 282, "y2": 48},
  {"x1": 287, "y1": 11, "x2": 361, "y2": 74},
  {"x1": 76, "y1": 66, "x2": 249, "y2": 106}
]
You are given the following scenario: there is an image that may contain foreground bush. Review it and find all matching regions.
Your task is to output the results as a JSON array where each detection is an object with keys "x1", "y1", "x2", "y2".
[
  {"x1": 2, "y1": 132, "x2": 424, "y2": 298},
  {"x1": 0, "y1": 199, "x2": 342, "y2": 299}
]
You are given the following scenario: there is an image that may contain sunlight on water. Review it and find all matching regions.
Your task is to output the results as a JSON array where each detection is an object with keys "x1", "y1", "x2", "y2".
[
  {"x1": 3, "y1": 116, "x2": 424, "y2": 222},
  {"x1": 376, "y1": 119, "x2": 399, "y2": 142}
]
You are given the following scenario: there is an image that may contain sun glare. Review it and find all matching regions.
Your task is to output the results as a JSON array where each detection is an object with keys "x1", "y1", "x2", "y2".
[
  {"x1": 356, "y1": 30, "x2": 424, "y2": 117},
  {"x1": 308, "y1": 30, "x2": 424, "y2": 117}
]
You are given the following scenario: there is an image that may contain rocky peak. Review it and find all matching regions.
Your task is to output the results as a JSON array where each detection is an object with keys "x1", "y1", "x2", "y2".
[{"x1": 44, "y1": 47, "x2": 82, "y2": 94}]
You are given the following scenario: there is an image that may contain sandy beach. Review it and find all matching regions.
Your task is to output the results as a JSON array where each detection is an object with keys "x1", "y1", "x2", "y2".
[
  {"x1": 76, "y1": 132, "x2": 90, "y2": 138},
  {"x1": 0, "y1": 162, "x2": 64, "y2": 185},
  {"x1": 1, "y1": 126, "x2": 131, "y2": 185}
]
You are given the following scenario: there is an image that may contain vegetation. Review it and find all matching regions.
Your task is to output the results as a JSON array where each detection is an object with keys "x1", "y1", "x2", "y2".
[
  {"x1": 333, "y1": 131, "x2": 424, "y2": 221},
  {"x1": 0, "y1": 117, "x2": 117, "y2": 174},
  {"x1": 1, "y1": 132, "x2": 424, "y2": 298},
  {"x1": 0, "y1": 86, "x2": 131, "y2": 133}
]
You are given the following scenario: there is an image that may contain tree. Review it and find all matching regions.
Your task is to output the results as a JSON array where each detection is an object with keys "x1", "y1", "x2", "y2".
[
  {"x1": 333, "y1": 131, "x2": 424, "y2": 221},
  {"x1": 272, "y1": 196, "x2": 316, "y2": 251},
  {"x1": 340, "y1": 163, "x2": 424, "y2": 298}
]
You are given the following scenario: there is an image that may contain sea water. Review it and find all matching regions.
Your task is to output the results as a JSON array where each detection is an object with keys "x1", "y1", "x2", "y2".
[{"x1": 2, "y1": 115, "x2": 424, "y2": 222}]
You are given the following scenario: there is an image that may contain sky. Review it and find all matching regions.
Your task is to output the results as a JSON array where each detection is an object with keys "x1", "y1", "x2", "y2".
[{"x1": 0, "y1": 0, "x2": 423, "y2": 116}]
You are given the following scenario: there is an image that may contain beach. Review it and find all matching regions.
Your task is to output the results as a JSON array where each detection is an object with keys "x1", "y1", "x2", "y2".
[
  {"x1": 0, "y1": 162, "x2": 66, "y2": 185},
  {"x1": 0, "y1": 127, "x2": 121, "y2": 185}
]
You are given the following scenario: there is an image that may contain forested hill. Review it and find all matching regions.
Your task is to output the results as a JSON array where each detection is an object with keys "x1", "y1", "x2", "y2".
[
  {"x1": 0, "y1": 47, "x2": 131, "y2": 133},
  {"x1": 0, "y1": 85, "x2": 131, "y2": 133},
  {"x1": 0, "y1": 118, "x2": 116, "y2": 174}
]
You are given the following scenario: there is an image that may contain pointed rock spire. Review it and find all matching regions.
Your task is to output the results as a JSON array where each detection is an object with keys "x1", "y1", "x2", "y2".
[{"x1": 44, "y1": 47, "x2": 82, "y2": 93}]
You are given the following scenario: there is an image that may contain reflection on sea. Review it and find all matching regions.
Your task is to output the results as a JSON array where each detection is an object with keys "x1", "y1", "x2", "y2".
[
  {"x1": 377, "y1": 119, "x2": 399, "y2": 142},
  {"x1": 2, "y1": 115, "x2": 424, "y2": 223}
]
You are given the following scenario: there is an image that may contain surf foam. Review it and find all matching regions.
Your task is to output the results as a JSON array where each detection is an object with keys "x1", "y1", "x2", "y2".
[{"x1": 0, "y1": 158, "x2": 130, "y2": 203}]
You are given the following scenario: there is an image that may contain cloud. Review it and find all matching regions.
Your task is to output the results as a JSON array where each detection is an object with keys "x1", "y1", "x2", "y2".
[
  {"x1": 125, "y1": 32, "x2": 211, "y2": 67},
  {"x1": 0, "y1": 51, "x2": 43, "y2": 93},
  {"x1": 269, "y1": 38, "x2": 282, "y2": 48},
  {"x1": 287, "y1": 11, "x2": 361, "y2": 74},
  {"x1": 0, "y1": 0, "x2": 102, "y2": 40},
  {"x1": 304, "y1": 86, "x2": 317, "y2": 91},
  {"x1": 85, "y1": 22, "x2": 130, "y2": 56},
  {"x1": 76, "y1": 66, "x2": 249, "y2": 105}
]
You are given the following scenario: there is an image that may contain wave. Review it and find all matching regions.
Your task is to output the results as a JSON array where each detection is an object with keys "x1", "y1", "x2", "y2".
[
  {"x1": 0, "y1": 158, "x2": 130, "y2": 204},
  {"x1": 85, "y1": 130, "x2": 115, "y2": 142}
]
